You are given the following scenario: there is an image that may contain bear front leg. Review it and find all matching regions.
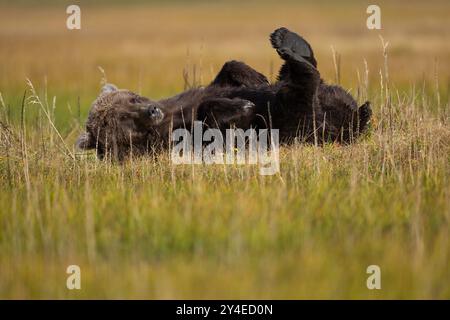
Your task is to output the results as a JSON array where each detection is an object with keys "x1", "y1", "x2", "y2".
[
  {"x1": 210, "y1": 61, "x2": 269, "y2": 88},
  {"x1": 197, "y1": 97, "x2": 255, "y2": 131}
]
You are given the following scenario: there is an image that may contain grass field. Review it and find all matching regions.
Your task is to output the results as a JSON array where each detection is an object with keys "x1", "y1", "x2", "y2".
[{"x1": 0, "y1": 0, "x2": 449, "y2": 299}]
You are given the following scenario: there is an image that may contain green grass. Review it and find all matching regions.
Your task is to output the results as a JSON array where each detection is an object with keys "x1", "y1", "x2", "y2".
[
  {"x1": 0, "y1": 1, "x2": 449, "y2": 299},
  {"x1": 1, "y1": 79, "x2": 449, "y2": 298}
]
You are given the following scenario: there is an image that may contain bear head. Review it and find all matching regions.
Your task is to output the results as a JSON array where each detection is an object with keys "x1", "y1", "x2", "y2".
[{"x1": 76, "y1": 84, "x2": 164, "y2": 160}]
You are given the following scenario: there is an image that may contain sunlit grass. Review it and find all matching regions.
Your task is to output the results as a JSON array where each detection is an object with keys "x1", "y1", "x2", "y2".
[{"x1": 0, "y1": 0, "x2": 449, "y2": 299}]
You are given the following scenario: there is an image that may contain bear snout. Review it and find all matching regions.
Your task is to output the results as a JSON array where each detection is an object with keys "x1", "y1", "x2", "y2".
[{"x1": 147, "y1": 105, "x2": 164, "y2": 123}]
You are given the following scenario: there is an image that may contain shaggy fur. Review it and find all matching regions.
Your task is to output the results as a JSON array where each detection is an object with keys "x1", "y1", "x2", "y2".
[{"x1": 77, "y1": 27, "x2": 372, "y2": 160}]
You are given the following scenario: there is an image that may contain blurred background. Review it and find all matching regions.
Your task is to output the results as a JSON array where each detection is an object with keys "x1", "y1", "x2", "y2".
[
  {"x1": 0, "y1": 0, "x2": 448, "y2": 131},
  {"x1": 0, "y1": 0, "x2": 449, "y2": 299}
]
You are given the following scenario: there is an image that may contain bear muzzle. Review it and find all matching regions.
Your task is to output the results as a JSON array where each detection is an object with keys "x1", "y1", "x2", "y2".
[{"x1": 146, "y1": 105, "x2": 164, "y2": 124}]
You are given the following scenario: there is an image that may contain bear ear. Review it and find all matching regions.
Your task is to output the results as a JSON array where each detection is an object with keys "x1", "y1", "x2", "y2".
[
  {"x1": 76, "y1": 132, "x2": 95, "y2": 150},
  {"x1": 101, "y1": 83, "x2": 118, "y2": 94}
]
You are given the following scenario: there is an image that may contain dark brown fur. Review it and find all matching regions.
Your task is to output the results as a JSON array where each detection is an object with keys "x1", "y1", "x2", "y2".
[{"x1": 77, "y1": 28, "x2": 372, "y2": 160}]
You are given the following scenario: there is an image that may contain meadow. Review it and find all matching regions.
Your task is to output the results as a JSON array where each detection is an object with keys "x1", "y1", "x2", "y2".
[{"x1": 0, "y1": 0, "x2": 449, "y2": 298}]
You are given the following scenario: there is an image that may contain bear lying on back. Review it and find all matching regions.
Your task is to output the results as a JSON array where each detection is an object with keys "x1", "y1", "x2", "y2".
[{"x1": 77, "y1": 27, "x2": 371, "y2": 160}]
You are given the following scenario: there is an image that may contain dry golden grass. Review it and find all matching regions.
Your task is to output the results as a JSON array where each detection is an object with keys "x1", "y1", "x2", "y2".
[
  {"x1": 1, "y1": 1, "x2": 449, "y2": 96},
  {"x1": 0, "y1": 0, "x2": 449, "y2": 299}
]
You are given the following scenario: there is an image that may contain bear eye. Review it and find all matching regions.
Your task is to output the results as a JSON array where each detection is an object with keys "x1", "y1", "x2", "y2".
[{"x1": 129, "y1": 97, "x2": 140, "y2": 104}]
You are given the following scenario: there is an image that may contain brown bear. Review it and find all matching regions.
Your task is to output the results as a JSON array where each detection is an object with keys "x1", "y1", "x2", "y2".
[{"x1": 77, "y1": 27, "x2": 371, "y2": 160}]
